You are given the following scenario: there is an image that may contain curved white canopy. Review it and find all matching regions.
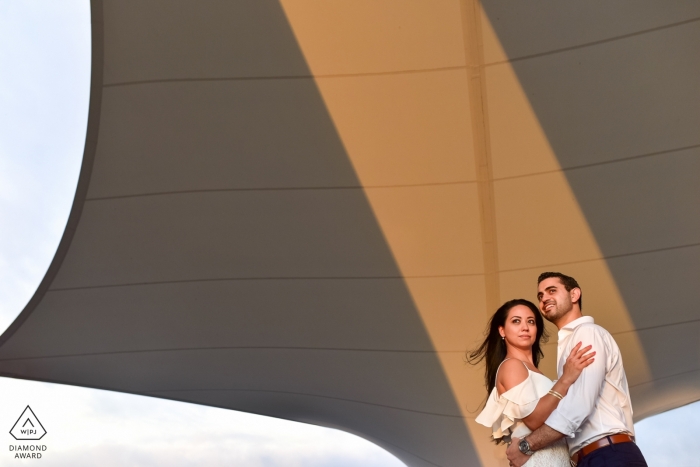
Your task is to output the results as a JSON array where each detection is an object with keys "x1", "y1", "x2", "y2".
[{"x1": 1, "y1": 2, "x2": 699, "y2": 466}]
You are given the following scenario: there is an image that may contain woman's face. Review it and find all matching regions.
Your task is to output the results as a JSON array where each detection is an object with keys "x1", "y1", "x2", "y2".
[{"x1": 498, "y1": 305, "x2": 537, "y2": 349}]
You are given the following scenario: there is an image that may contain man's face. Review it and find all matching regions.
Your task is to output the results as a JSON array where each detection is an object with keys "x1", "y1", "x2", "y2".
[{"x1": 537, "y1": 277, "x2": 574, "y2": 323}]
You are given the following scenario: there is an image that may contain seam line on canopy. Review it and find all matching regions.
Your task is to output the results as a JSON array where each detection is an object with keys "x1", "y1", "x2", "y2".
[
  {"x1": 48, "y1": 274, "x2": 481, "y2": 292},
  {"x1": 85, "y1": 180, "x2": 477, "y2": 202},
  {"x1": 630, "y1": 367, "x2": 700, "y2": 389},
  {"x1": 144, "y1": 388, "x2": 464, "y2": 419},
  {"x1": 492, "y1": 143, "x2": 700, "y2": 182},
  {"x1": 485, "y1": 16, "x2": 700, "y2": 67},
  {"x1": 102, "y1": 65, "x2": 467, "y2": 88},
  {"x1": 99, "y1": 16, "x2": 700, "y2": 89},
  {"x1": 82, "y1": 143, "x2": 699, "y2": 202},
  {"x1": 461, "y1": 0, "x2": 500, "y2": 315},
  {"x1": 45, "y1": 242, "x2": 700, "y2": 292},
  {"x1": 613, "y1": 318, "x2": 700, "y2": 336},
  {"x1": 499, "y1": 241, "x2": 700, "y2": 273},
  {"x1": 0, "y1": 347, "x2": 468, "y2": 363}
]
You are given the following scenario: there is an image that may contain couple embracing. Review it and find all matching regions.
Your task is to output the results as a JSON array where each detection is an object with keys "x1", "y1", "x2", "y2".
[{"x1": 470, "y1": 272, "x2": 648, "y2": 467}]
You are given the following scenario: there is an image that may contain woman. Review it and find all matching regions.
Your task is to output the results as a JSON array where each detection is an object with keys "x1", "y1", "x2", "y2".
[{"x1": 468, "y1": 299, "x2": 595, "y2": 466}]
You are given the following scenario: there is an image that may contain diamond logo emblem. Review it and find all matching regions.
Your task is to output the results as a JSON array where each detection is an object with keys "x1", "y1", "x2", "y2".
[{"x1": 10, "y1": 406, "x2": 47, "y2": 440}]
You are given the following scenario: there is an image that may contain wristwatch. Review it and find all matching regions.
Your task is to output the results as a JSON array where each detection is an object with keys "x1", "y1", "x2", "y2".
[{"x1": 518, "y1": 438, "x2": 534, "y2": 456}]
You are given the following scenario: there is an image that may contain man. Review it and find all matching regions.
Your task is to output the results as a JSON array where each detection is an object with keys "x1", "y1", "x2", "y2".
[{"x1": 506, "y1": 272, "x2": 647, "y2": 467}]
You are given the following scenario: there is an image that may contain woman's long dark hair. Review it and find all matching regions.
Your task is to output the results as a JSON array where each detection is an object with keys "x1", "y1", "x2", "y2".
[{"x1": 466, "y1": 299, "x2": 549, "y2": 394}]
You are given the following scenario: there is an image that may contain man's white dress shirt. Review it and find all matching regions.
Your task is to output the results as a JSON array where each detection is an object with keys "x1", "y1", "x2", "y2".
[{"x1": 544, "y1": 316, "x2": 635, "y2": 456}]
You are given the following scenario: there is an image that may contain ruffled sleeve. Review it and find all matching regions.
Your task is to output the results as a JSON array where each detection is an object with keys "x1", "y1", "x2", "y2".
[{"x1": 475, "y1": 374, "x2": 546, "y2": 441}]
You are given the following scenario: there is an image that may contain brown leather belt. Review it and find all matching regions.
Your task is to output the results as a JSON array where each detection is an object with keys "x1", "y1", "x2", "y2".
[{"x1": 571, "y1": 434, "x2": 634, "y2": 465}]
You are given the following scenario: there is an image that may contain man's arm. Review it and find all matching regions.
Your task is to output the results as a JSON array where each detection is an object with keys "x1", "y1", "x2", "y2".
[
  {"x1": 506, "y1": 426, "x2": 565, "y2": 467},
  {"x1": 525, "y1": 423, "x2": 565, "y2": 450},
  {"x1": 545, "y1": 326, "x2": 608, "y2": 437}
]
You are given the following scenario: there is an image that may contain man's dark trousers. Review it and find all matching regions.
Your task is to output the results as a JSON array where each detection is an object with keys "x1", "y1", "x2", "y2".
[{"x1": 577, "y1": 441, "x2": 648, "y2": 467}]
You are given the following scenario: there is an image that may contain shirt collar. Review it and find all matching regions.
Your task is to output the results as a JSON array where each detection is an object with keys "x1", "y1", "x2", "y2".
[{"x1": 558, "y1": 315, "x2": 594, "y2": 342}]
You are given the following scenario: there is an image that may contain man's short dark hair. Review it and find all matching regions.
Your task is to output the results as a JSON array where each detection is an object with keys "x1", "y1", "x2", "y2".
[{"x1": 537, "y1": 272, "x2": 582, "y2": 310}]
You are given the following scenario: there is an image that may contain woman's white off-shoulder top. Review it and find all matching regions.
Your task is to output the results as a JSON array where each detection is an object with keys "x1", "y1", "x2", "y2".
[{"x1": 475, "y1": 360, "x2": 554, "y2": 441}]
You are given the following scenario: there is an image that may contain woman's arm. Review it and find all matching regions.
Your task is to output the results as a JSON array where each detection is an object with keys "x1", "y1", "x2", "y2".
[{"x1": 521, "y1": 342, "x2": 594, "y2": 431}]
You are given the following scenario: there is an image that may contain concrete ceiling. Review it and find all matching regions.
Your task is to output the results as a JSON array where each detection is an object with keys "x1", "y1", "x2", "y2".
[{"x1": 1, "y1": 1, "x2": 699, "y2": 466}]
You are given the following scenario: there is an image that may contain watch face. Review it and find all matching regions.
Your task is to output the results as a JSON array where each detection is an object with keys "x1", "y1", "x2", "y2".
[{"x1": 519, "y1": 439, "x2": 530, "y2": 453}]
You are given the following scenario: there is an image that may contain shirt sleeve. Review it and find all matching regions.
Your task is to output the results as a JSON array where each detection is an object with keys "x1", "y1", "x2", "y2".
[{"x1": 545, "y1": 325, "x2": 608, "y2": 437}]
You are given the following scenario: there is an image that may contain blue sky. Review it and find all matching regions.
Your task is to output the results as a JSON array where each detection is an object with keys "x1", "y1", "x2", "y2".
[{"x1": 0, "y1": 1, "x2": 695, "y2": 466}]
